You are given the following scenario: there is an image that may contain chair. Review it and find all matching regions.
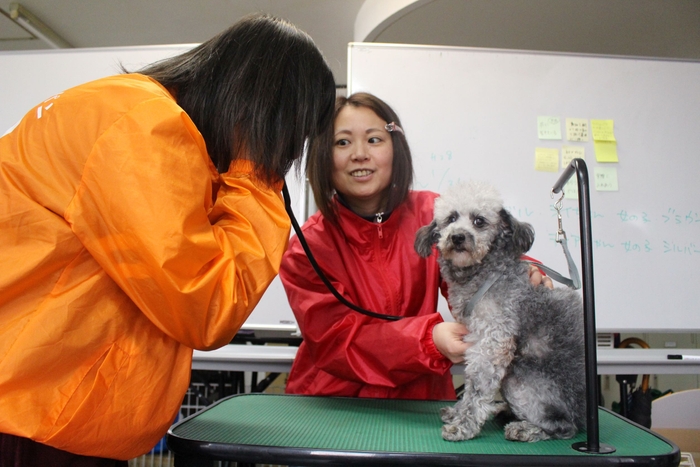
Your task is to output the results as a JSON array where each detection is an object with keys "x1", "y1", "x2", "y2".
[
  {"x1": 616, "y1": 337, "x2": 652, "y2": 427},
  {"x1": 651, "y1": 388, "x2": 700, "y2": 462}
]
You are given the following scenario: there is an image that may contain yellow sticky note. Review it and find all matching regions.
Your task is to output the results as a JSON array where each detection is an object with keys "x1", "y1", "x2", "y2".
[
  {"x1": 566, "y1": 118, "x2": 589, "y2": 142},
  {"x1": 594, "y1": 140, "x2": 619, "y2": 163},
  {"x1": 537, "y1": 116, "x2": 562, "y2": 140},
  {"x1": 594, "y1": 167, "x2": 619, "y2": 191},
  {"x1": 562, "y1": 146, "x2": 585, "y2": 167},
  {"x1": 534, "y1": 147, "x2": 559, "y2": 172},
  {"x1": 591, "y1": 119, "x2": 616, "y2": 142}
]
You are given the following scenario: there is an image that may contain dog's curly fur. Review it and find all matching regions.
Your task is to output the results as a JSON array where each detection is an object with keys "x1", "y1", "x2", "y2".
[{"x1": 415, "y1": 180, "x2": 585, "y2": 442}]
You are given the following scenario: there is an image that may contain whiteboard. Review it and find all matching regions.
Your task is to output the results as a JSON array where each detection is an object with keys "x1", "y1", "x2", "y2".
[
  {"x1": 349, "y1": 43, "x2": 700, "y2": 332},
  {"x1": 0, "y1": 45, "x2": 304, "y2": 331}
]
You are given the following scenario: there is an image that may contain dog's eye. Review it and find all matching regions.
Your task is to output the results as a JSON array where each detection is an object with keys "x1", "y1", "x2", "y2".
[
  {"x1": 473, "y1": 216, "x2": 487, "y2": 228},
  {"x1": 447, "y1": 213, "x2": 459, "y2": 224}
]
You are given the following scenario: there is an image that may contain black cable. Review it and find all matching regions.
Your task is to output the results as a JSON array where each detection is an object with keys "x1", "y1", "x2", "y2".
[{"x1": 282, "y1": 183, "x2": 401, "y2": 321}]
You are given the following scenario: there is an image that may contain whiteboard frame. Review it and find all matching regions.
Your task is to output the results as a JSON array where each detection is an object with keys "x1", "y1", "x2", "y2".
[{"x1": 348, "y1": 42, "x2": 700, "y2": 332}]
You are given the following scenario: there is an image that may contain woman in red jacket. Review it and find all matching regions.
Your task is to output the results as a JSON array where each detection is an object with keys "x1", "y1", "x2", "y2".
[{"x1": 280, "y1": 93, "x2": 550, "y2": 400}]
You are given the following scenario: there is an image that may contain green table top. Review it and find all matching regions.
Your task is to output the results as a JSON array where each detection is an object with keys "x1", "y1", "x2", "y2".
[{"x1": 167, "y1": 394, "x2": 679, "y2": 466}]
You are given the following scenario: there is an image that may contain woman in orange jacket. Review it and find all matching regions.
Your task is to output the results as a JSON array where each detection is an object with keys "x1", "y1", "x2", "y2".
[{"x1": 0, "y1": 14, "x2": 335, "y2": 466}]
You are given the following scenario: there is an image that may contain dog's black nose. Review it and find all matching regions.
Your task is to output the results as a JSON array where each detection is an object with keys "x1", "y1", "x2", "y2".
[{"x1": 451, "y1": 233, "x2": 465, "y2": 246}]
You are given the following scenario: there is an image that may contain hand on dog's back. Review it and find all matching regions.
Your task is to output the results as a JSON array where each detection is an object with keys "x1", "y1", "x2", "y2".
[
  {"x1": 527, "y1": 263, "x2": 553, "y2": 289},
  {"x1": 432, "y1": 322, "x2": 471, "y2": 363}
]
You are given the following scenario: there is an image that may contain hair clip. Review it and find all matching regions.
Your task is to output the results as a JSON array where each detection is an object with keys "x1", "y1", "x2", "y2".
[{"x1": 385, "y1": 122, "x2": 404, "y2": 135}]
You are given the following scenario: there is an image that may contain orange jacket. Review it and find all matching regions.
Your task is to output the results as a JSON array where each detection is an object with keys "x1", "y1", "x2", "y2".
[{"x1": 0, "y1": 74, "x2": 290, "y2": 459}]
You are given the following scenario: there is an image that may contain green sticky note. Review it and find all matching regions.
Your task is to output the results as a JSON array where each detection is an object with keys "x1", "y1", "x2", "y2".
[
  {"x1": 538, "y1": 116, "x2": 562, "y2": 140},
  {"x1": 562, "y1": 145, "x2": 585, "y2": 167},
  {"x1": 564, "y1": 178, "x2": 579, "y2": 200},
  {"x1": 594, "y1": 167, "x2": 619, "y2": 191}
]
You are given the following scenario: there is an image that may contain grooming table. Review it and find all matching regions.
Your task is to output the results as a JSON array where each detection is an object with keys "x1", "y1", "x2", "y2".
[{"x1": 167, "y1": 394, "x2": 680, "y2": 466}]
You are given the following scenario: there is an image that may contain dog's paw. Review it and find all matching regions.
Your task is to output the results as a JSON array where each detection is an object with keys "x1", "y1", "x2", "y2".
[
  {"x1": 440, "y1": 406, "x2": 458, "y2": 423},
  {"x1": 442, "y1": 421, "x2": 480, "y2": 441},
  {"x1": 504, "y1": 421, "x2": 551, "y2": 442}
]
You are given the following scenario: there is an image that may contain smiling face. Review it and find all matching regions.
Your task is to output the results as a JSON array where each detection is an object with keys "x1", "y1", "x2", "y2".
[{"x1": 332, "y1": 105, "x2": 394, "y2": 217}]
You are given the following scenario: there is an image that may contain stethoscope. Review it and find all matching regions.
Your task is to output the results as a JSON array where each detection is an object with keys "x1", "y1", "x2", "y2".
[
  {"x1": 281, "y1": 182, "x2": 580, "y2": 323},
  {"x1": 282, "y1": 183, "x2": 402, "y2": 321}
]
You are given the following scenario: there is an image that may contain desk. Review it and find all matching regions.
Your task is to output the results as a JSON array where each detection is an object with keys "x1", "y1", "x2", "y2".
[
  {"x1": 191, "y1": 345, "x2": 297, "y2": 373},
  {"x1": 191, "y1": 345, "x2": 700, "y2": 375},
  {"x1": 167, "y1": 394, "x2": 679, "y2": 466},
  {"x1": 596, "y1": 348, "x2": 700, "y2": 375}
]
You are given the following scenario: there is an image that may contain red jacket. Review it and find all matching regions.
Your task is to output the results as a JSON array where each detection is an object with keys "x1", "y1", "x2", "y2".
[{"x1": 280, "y1": 191, "x2": 456, "y2": 400}]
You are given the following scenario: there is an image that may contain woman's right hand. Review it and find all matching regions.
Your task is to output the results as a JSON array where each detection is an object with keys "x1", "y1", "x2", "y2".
[{"x1": 432, "y1": 321, "x2": 471, "y2": 364}]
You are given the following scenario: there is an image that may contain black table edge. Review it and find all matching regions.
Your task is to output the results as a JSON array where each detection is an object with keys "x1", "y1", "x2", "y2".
[{"x1": 166, "y1": 394, "x2": 681, "y2": 467}]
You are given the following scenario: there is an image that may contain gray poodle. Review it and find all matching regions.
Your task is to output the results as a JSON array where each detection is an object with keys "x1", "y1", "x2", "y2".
[{"x1": 415, "y1": 180, "x2": 585, "y2": 442}]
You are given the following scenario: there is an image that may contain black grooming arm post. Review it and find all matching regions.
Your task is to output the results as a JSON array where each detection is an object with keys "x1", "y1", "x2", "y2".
[{"x1": 552, "y1": 158, "x2": 615, "y2": 454}]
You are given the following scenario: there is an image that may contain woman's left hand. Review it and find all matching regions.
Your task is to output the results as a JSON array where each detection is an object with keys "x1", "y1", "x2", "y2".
[
  {"x1": 528, "y1": 264, "x2": 553, "y2": 289},
  {"x1": 432, "y1": 322, "x2": 471, "y2": 364}
]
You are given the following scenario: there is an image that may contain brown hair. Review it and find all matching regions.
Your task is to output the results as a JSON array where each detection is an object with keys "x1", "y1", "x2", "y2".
[{"x1": 307, "y1": 92, "x2": 414, "y2": 223}]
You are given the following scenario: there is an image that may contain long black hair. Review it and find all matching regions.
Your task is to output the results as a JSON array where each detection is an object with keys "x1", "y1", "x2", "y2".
[{"x1": 135, "y1": 14, "x2": 335, "y2": 185}]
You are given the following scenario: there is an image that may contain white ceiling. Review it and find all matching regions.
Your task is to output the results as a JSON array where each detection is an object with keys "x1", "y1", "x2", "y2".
[{"x1": 1, "y1": 0, "x2": 699, "y2": 87}]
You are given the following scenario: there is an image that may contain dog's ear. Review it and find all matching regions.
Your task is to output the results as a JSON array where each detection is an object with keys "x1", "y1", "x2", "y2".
[
  {"x1": 498, "y1": 209, "x2": 535, "y2": 256},
  {"x1": 414, "y1": 220, "x2": 440, "y2": 257}
]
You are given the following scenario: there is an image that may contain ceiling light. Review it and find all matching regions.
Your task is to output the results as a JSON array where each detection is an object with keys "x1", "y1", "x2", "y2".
[{"x1": 9, "y1": 2, "x2": 72, "y2": 49}]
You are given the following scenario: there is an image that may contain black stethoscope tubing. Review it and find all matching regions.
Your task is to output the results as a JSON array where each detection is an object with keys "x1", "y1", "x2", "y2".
[{"x1": 282, "y1": 183, "x2": 402, "y2": 321}]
